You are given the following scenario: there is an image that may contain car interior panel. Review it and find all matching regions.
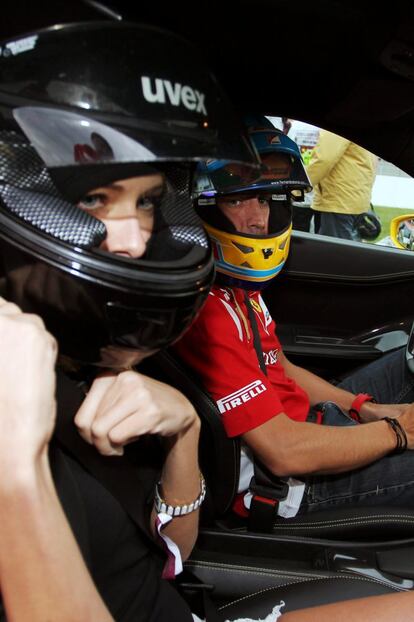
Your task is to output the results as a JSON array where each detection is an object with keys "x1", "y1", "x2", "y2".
[{"x1": 266, "y1": 232, "x2": 414, "y2": 378}]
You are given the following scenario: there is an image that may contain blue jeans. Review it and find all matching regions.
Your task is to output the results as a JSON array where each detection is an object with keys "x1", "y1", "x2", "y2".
[
  {"x1": 317, "y1": 212, "x2": 360, "y2": 241},
  {"x1": 299, "y1": 347, "x2": 414, "y2": 513}
]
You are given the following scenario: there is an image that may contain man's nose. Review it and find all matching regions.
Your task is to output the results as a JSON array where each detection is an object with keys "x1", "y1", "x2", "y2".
[
  {"x1": 246, "y1": 198, "x2": 267, "y2": 223},
  {"x1": 101, "y1": 216, "x2": 148, "y2": 259}
]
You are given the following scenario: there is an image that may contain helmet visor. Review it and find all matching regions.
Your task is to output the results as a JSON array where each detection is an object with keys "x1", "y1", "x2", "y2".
[
  {"x1": 0, "y1": 130, "x2": 208, "y2": 262},
  {"x1": 199, "y1": 153, "x2": 312, "y2": 197},
  {"x1": 248, "y1": 152, "x2": 312, "y2": 193},
  {"x1": 1, "y1": 22, "x2": 259, "y2": 169},
  {"x1": 199, "y1": 159, "x2": 262, "y2": 195}
]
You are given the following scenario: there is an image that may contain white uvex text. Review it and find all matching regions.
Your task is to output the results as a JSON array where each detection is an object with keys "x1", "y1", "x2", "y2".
[{"x1": 141, "y1": 76, "x2": 207, "y2": 115}]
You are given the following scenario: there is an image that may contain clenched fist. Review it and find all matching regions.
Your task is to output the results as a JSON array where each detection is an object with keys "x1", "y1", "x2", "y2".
[
  {"x1": 74, "y1": 370, "x2": 197, "y2": 456},
  {"x1": 0, "y1": 298, "x2": 57, "y2": 467}
]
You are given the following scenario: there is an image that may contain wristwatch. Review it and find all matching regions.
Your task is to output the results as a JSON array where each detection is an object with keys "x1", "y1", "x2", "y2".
[{"x1": 155, "y1": 473, "x2": 206, "y2": 517}]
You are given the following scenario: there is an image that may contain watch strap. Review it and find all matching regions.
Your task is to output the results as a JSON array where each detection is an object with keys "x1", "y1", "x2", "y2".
[{"x1": 155, "y1": 473, "x2": 206, "y2": 517}]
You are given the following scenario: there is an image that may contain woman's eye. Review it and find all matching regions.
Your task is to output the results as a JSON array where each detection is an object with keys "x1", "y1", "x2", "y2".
[
  {"x1": 77, "y1": 194, "x2": 105, "y2": 210},
  {"x1": 138, "y1": 195, "x2": 157, "y2": 211}
]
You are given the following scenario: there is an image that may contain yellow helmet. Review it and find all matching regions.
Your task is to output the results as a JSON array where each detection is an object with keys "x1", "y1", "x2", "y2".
[
  {"x1": 197, "y1": 194, "x2": 292, "y2": 290},
  {"x1": 390, "y1": 213, "x2": 414, "y2": 250},
  {"x1": 195, "y1": 115, "x2": 310, "y2": 290}
]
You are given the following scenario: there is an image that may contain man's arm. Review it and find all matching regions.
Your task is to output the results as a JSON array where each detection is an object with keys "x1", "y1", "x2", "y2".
[
  {"x1": 280, "y1": 349, "x2": 357, "y2": 408},
  {"x1": 243, "y1": 349, "x2": 414, "y2": 477},
  {"x1": 0, "y1": 299, "x2": 113, "y2": 622},
  {"x1": 243, "y1": 412, "x2": 399, "y2": 476},
  {"x1": 280, "y1": 350, "x2": 408, "y2": 421}
]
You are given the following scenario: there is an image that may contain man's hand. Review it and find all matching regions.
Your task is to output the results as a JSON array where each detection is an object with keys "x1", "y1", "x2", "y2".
[
  {"x1": 74, "y1": 370, "x2": 197, "y2": 456},
  {"x1": 0, "y1": 297, "x2": 57, "y2": 469},
  {"x1": 395, "y1": 404, "x2": 414, "y2": 450},
  {"x1": 359, "y1": 402, "x2": 414, "y2": 449},
  {"x1": 359, "y1": 401, "x2": 410, "y2": 423}
]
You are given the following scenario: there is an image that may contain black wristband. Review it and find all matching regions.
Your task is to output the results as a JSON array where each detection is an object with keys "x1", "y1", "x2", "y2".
[{"x1": 382, "y1": 416, "x2": 408, "y2": 455}]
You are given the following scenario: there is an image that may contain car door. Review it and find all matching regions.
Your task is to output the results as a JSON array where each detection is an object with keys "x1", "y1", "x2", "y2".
[{"x1": 264, "y1": 228, "x2": 414, "y2": 380}]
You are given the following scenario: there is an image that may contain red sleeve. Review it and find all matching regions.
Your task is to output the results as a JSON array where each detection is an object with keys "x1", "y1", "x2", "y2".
[{"x1": 173, "y1": 293, "x2": 285, "y2": 437}]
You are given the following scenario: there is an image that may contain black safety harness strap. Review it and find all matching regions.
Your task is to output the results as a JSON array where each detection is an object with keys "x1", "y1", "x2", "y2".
[
  {"x1": 244, "y1": 291, "x2": 267, "y2": 376},
  {"x1": 248, "y1": 461, "x2": 289, "y2": 533},
  {"x1": 243, "y1": 292, "x2": 289, "y2": 532}
]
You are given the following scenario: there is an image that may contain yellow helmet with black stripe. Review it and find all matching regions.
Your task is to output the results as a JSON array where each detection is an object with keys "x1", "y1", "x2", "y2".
[
  {"x1": 195, "y1": 114, "x2": 309, "y2": 289},
  {"x1": 206, "y1": 221, "x2": 292, "y2": 284},
  {"x1": 197, "y1": 193, "x2": 292, "y2": 290}
]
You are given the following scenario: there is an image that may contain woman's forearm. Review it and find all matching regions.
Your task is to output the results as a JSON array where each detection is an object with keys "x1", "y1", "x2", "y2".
[
  {"x1": 0, "y1": 451, "x2": 113, "y2": 622},
  {"x1": 151, "y1": 417, "x2": 202, "y2": 560}
]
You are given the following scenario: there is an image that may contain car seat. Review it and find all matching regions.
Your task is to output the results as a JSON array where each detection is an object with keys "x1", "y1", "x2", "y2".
[{"x1": 141, "y1": 349, "x2": 414, "y2": 592}]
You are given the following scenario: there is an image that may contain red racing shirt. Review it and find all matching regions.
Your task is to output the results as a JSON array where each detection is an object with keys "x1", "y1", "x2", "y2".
[{"x1": 174, "y1": 285, "x2": 310, "y2": 437}]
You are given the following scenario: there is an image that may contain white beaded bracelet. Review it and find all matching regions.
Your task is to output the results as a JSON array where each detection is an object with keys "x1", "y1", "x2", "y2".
[{"x1": 155, "y1": 473, "x2": 206, "y2": 517}]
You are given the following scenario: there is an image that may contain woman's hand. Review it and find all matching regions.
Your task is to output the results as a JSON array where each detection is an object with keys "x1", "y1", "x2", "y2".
[
  {"x1": 74, "y1": 369, "x2": 197, "y2": 456},
  {"x1": 75, "y1": 368, "x2": 202, "y2": 560}
]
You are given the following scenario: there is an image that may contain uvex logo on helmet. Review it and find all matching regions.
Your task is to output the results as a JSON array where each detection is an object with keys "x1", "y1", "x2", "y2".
[{"x1": 141, "y1": 76, "x2": 207, "y2": 115}]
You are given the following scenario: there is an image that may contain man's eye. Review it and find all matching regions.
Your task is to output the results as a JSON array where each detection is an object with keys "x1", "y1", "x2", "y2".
[
  {"x1": 77, "y1": 194, "x2": 105, "y2": 210},
  {"x1": 228, "y1": 199, "x2": 241, "y2": 207},
  {"x1": 258, "y1": 198, "x2": 270, "y2": 206}
]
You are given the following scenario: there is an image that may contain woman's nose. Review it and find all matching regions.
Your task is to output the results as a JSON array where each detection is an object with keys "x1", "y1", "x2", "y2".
[{"x1": 100, "y1": 216, "x2": 148, "y2": 259}]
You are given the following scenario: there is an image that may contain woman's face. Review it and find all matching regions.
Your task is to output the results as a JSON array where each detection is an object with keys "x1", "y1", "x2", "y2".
[{"x1": 77, "y1": 173, "x2": 165, "y2": 258}]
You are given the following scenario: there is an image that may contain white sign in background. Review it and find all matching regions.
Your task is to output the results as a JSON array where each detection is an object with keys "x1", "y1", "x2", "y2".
[{"x1": 371, "y1": 176, "x2": 414, "y2": 211}]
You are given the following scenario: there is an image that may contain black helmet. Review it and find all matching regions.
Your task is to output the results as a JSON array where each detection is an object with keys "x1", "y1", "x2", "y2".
[
  {"x1": 355, "y1": 209, "x2": 382, "y2": 240},
  {"x1": 0, "y1": 19, "x2": 259, "y2": 368}
]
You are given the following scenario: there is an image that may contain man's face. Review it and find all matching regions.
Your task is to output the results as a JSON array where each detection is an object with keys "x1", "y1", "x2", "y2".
[
  {"x1": 77, "y1": 173, "x2": 165, "y2": 258},
  {"x1": 216, "y1": 193, "x2": 270, "y2": 235}
]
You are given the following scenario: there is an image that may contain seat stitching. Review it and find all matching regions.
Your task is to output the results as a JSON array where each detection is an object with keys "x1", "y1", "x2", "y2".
[
  {"x1": 217, "y1": 575, "x2": 404, "y2": 611},
  {"x1": 185, "y1": 559, "x2": 331, "y2": 579},
  {"x1": 272, "y1": 517, "x2": 414, "y2": 530}
]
